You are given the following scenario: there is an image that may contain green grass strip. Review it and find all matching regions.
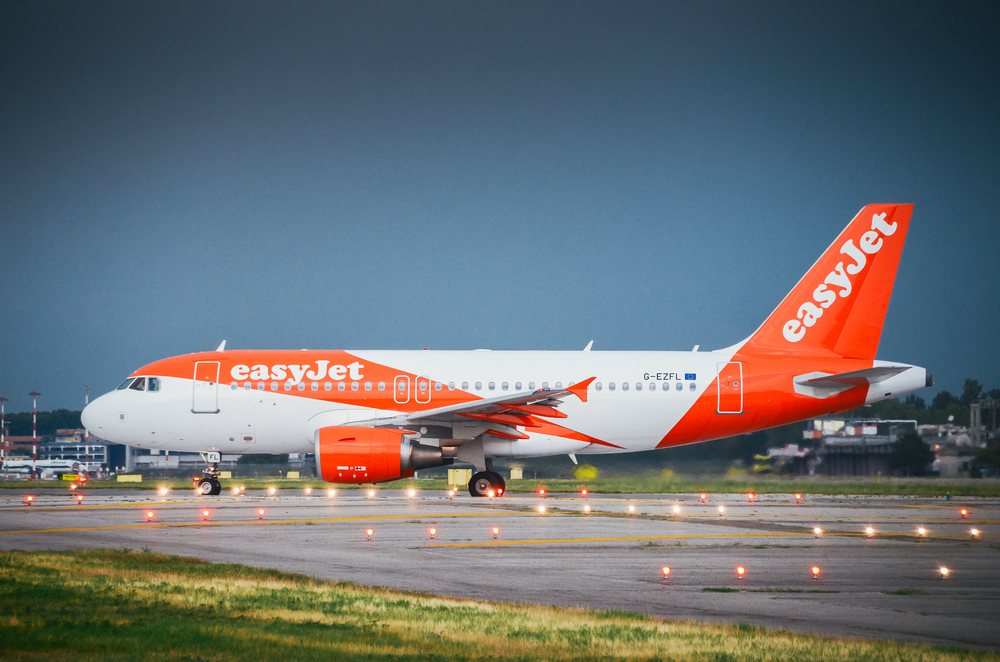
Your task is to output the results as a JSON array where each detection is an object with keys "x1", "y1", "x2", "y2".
[{"x1": 0, "y1": 549, "x2": 993, "y2": 661}]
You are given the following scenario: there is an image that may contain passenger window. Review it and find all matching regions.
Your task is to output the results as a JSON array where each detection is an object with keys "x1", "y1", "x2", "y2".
[
  {"x1": 338, "y1": 382, "x2": 346, "y2": 391},
  {"x1": 609, "y1": 382, "x2": 616, "y2": 391},
  {"x1": 542, "y1": 382, "x2": 549, "y2": 389},
  {"x1": 676, "y1": 382, "x2": 682, "y2": 391},
  {"x1": 621, "y1": 382, "x2": 629, "y2": 392},
  {"x1": 515, "y1": 382, "x2": 522, "y2": 390},
  {"x1": 635, "y1": 382, "x2": 642, "y2": 391},
  {"x1": 129, "y1": 377, "x2": 146, "y2": 391},
  {"x1": 398, "y1": 381, "x2": 406, "y2": 391},
  {"x1": 448, "y1": 382, "x2": 455, "y2": 390},
  {"x1": 488, "y1": 382, "x2": 495, "y2": 391},
  {"x1": 284, "y1": 382, "x2": 292, "y2": 391},
  {"x1": 245, "y1": 382, "x2": 251, "y2": 390},
  {"x1": 231, "y1": 382, "x2": 238, "y2": 390},
  {"x1": 595, "y1": 382, "x2": 603, "y2": 391},
  {"x1": 501, "y1": 382, "x2": 508, "y2": 391},
  {"x1": 258, "y1": 382, "x2": 264, "y2": 391},
  {"x1": 689, "y1": 382, "x2": 697, "y2": 391},
  {"x1": 378, "y1": 382, "x2": 386, "y2": 391},
  {"x1": 148, "y1": 378, "x2": 160, "y2": 392},
  {"x1": 365, "y1": 382, "x2": 372, "y2": 391},
  {"x1": 649, "y1": 382, "x2": 656, "y2": 391},
  {"x1": 311, "y1": 382, "x2": 319, "y2": 391},
  {"x1": 117, "y1": 378, "x2": 135, "y2": 390},
  {"x1": 475, "y1": 382, "x2": 482, "y2": 391},
  {"x1": 351, "y1": 382, "x2": 359, "y2": 391},
  {"x1": 271, "y1": 381, "x2": 278, "y2": 391},
  {"x1": 325, "y1": 382, "x2": 332, "y2": 391},
  {"x1": 435, "y1": 382, "x2": 442, "y2": 391},
  {"x1": 528, "y1": 382, "x2": 535, "y2": 390},
  {"x1": 297, "y1": 382, "x2": 305, "y2": 391},
  {"x1": 555, "y1": 382, "x2": 563, "y2": 389},
  {"x1": 462, "y1": 382, "x2": 469, "y2": 390}
]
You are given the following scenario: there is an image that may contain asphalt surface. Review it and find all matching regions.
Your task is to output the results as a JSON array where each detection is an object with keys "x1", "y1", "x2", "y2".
[{"x1": 2, "y1": 486, "x2": 998, "y2": 650}]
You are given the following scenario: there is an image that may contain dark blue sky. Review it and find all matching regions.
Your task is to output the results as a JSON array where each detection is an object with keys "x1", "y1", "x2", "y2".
[{"x1": 1, "y1": 1, "x2": 998, "y2": 412}]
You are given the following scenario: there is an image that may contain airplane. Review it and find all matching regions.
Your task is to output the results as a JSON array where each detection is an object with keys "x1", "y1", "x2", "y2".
[{"x1": 81, "y1": 204, "x2": 930, "y2": 497}]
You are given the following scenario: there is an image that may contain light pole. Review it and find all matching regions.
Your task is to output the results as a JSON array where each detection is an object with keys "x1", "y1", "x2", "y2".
[
  {"x1": 29, "y1": 391, "x2": 41, "y2": 480},
  {"x1": 83, "y1": 386, "x2": 90, "y2": 477},
  {"x1": 0, "y1": 396, "x2": 8, "y2": 476}
]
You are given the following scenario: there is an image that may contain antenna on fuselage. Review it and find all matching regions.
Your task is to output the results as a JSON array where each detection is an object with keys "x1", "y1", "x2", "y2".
[{"x1": 215, "y1": 340, "x2": 227, "y2": 352}]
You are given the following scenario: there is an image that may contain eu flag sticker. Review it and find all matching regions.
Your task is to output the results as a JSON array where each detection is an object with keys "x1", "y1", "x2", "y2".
[{"x1": 684, "y1": 373, "x2": 696, "y2": 381}]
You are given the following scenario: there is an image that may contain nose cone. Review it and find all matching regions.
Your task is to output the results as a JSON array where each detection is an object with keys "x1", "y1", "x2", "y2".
[{"x1": 81, "y1": 394, "x2": 111, "y2": 436}]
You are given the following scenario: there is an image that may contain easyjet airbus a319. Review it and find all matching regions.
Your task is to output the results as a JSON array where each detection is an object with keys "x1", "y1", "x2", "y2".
[{"x1": 82, "y1": 204, "x2": 930, "y2": 496}]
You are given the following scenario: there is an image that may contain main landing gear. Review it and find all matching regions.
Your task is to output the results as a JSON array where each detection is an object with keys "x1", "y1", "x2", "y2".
[
  {"x1": 197, "y1": 451, "x2": 223, "y2": 496},
  {"x1": 468, "y1": 471, "x2": 506, "y2": 497}
]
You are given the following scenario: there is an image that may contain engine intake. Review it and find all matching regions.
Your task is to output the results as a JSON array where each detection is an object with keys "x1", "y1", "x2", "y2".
[{"x1": 314, "y1": 426, "x2": 452, "y2": 484}]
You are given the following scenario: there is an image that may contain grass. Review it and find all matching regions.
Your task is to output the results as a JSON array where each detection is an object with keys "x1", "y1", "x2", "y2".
[
  {"x1": 4, "y1": 474, "x2": 1000, "y2": 497},
  {"x1": 0, "y1": 549, "x2": 989, "y2": 661}
]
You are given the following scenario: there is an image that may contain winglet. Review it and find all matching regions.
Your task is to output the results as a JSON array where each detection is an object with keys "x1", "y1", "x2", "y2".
[
  {"x1": 567, "y1": 376, "x2": 596, "y2": 403},
  {"x1": 583, "y1": 340, "x2": 593, "y2": 352},
  {"x1": 215, "y1": 340, "x2": 227, "y2": 352}
]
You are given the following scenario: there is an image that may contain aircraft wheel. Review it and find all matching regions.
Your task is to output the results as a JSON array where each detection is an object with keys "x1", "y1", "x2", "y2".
[
  {"x1": 209, "y1": 479, "x2": 222, "y2": 495},
  {"x1": 197, "y1": 479, "x2": 215, "y2": 496},
  {"x1": 468, "y1": 472, "x2": 495, "y2": 497}
]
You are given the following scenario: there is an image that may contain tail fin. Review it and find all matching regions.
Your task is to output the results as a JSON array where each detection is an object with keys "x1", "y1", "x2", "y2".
[{"x1": 740, "y1": 204, "x2": 912, "y2": 360}]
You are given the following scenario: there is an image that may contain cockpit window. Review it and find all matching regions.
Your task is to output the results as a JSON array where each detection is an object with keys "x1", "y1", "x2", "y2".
[
  {"x1": 129, "y1": 377, "x2": 146, "y2": 391},
  {"x1": 116, "y1": 378, "x2": 135, "y2": 390},
  {"x1": 148, "y1": 377, "x2": 160, "y2": 392}
]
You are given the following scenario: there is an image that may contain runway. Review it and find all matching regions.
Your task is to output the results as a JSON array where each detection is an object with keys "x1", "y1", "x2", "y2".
[{"x1": 2, "y1": 487, "x2": 998, "y2": 650}]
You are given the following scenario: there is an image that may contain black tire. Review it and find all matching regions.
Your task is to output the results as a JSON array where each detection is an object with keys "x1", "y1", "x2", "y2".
[
  {"x1": 468, "y1": 472, "x2": 495, "y2": 497},
  {"x1": 209, "y1": 479, "x2": 222, "y2": 496},
  {"x1": 197, "y1": 479, "x2": 214, "y2": 496}
]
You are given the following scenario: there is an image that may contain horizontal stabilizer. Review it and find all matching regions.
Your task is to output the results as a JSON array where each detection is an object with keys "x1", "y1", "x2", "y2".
[{"x1": 796, "y1": 366, "x2": 910, "y2": 389}]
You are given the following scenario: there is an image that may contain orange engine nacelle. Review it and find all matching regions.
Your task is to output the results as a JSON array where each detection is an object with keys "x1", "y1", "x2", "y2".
[{"x1": 314, "y1": 426, "x2": 450, "y2": 484}]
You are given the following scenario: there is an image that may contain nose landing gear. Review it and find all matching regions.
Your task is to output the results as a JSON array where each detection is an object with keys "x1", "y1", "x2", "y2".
[{"x1": 197, "y1": 451, "x2": 223, "y2": 496}]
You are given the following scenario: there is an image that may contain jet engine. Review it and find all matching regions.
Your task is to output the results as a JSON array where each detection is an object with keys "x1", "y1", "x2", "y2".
[{"x1": 314, "y1": 426, "x2": 451, "y2": 483}]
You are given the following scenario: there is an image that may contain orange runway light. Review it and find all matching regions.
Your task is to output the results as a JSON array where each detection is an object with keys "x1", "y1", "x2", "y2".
[
  {"x1": 258, "y1": 508, "x2": 265, "y2": 520},
  {"x1": 327, "y1": 489, "x2": 336, "y2": 498},
  {"x1": 367, "y1": 490, "x2": 376, "y2": 499},
  {"x1": 496, "y1": 487, "x2": 503, "y2": 496},
  {"x1": 736, "y1": 566, "x2": 745, "y2": 580},
  {"x1": 700, "y1": 493, "x2": 707, "y2": 502},
  {"x1": 492, "y1": 527, "x2": 499, "y2": 539},
  {"x1": 918, "y1": 527, "x2": 927, "y2": 538},
  {"x1": 488, "y1": 490, "x2": 495, "y2": 498},
  {"x1": 940, "y1": 566, "x2": 950, "y2": 579},
  {"x1": 673, "y1": 505, "x2": 681, "y2": 515},
  {"x1": 146, "y1": 511, "x2": 154, "y2": 522},
  {"x1": 813, "y1": 527, "x2": 823, "y2": 537},
  {"x1": 747, "y1": 492, "x2": 755, "y2": 502},
  {"x1": 865, "y1": 527, "x2": 875, "y2": 538},
  {"x1": 268, "y1": 486, "x2": 277, "y2": 495},
  {"x1": 794, "y1": 493, "x2": 803, "y2": 502},
  {"x1": 448, "y1": 489, "x2": 456, "y2": 497},
  {"x1": 538, "y1": 488, "x2": 546, "y2": 496},
  {"x1": 202, "y1": 509, "x2": 210, "y2": 521},
  {"x1": 971, "y1": 528, "x2": 980, "y2": 539},
  {"x1": 192, "y1": 476, "x2": 200, "y2": 483},
  {"x1": 159, "y1": 487, "x2": 169, "y2": 496},
  {"x1": 75, "y1": 494, "x2": 84, "y2": 504},
  {"x1": 583, "y1": 505, "x2": 591, "y2": 513},
  {"x1": 960, "y1": 509, "x2": 969, "y2": 518},
  {"x1": 628, "y1": 505, "x2": 636, "y2": 514},
  {"x1": 231, "y1": 487, "x2": 241, "y2": 496},
  {"x1": 811, "y1": 566, "x2": 821, "y2": 580},
  {"x1": 581, "y1": 488, "x2": 588, "y2": 496},
  {"x1": 538, "y1": 505, "x2": 546, "y2": 514},
  {"x1": 366, "y1": 528, "x2": 374, "y2": 540},
  {"x1": 24, "y1": 495, "x2": 34, "y2": 505},
  {"x1": 70, "y1": 483, "x2": 77, "y2": 490},
  {"x1": 718, "y1": 506, "x2": 725, "y2": 515},
  {"x1": 661, "y1": 566, "x2": 671, "y2": 578},
  {"x1": 304, "y1": 487, "x2": 313, "y2": 495},
  {"x1": 429, "y1": 527, "x2": 437, "y2": 539},
  {"x1": 408, "y1": 489, "x2": 416, "y2": 499}
]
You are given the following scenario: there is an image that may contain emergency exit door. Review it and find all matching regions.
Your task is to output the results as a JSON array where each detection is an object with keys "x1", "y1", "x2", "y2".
[
  {"x1": 192, "y1": 361, "x2": 220, "y2": 413},
  {"x1": 717, "y1": 362, "x2": 743, "y2": 414}
]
